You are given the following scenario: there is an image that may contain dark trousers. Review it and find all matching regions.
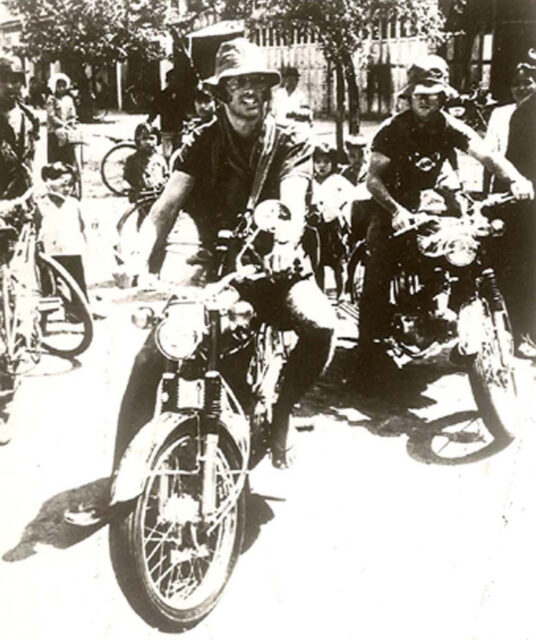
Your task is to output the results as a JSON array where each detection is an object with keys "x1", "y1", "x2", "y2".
[
  {"x1": 51, "y1": 255, "x2": 88, "y2": 299},
  {"x1": 493, "y1": 202, "x2": 536, "y2": 344},
  {"x1": 358, "y1": 207, "x2": 394, "y2": 345},
  {"x1": 112, "y1": 276, "x2": 336, "y2": 469}
]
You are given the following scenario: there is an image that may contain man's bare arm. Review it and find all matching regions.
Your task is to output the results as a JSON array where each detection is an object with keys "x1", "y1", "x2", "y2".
[
  {"x1": 367, "y1": 151, "x2": 401, "y2": 215},
  {"x1": 133, "y1": 170, "x2": 195, "y2": 271}
]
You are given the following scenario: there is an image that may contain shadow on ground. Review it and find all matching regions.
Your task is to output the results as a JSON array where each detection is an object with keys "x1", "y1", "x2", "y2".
[
  {"x1": 297, "y1": 346, "x2": 512, "y2": 465},
  {"x1": 3, "y1": 477, "x2": 109, "y2": 562}
]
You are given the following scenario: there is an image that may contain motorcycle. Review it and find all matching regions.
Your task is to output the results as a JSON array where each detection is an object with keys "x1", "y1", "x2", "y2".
[
  {"x1": 108, "y1": 200, "x2": 300, "y2": 631},
  {"x1": 348, "y1": 191, "x2": 518, "y2": 441}
]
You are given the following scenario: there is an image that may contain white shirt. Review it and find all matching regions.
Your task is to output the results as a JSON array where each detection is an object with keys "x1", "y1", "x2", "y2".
[
  {"x1": 312, "y1": 174, "x2": 355, "y2": 225},
  {"x1": 485, "y1": 103, "x2": 516, "y2": 156},
  {"x1": 37, "y1": 194, "x2": 85, "y2": 256},
  {"x1": 271, "y1": 86, "x2": 309, "y2": 125}
]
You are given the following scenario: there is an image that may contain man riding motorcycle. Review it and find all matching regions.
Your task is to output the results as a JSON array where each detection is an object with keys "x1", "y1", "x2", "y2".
[
  {"x1": 359, "y1": 54, "x2": 534, "y2": 379},
  {"x1": 118, "y1": 38, "x2": 336, "y2": 470}
]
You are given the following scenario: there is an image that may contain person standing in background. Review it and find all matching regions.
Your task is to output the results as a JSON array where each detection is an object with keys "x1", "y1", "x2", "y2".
[
  {"x1": 496, "y1": 61, "x2": 536, "y2": 358},
  {"x1": 271, "y1": 66, "x2": 310, "y2": 128},
  {"x1": 484, "y1": 63, "x2": 536, "y2": 192},
  {"x1": 147, "y1": 69, "x2": 188, "y2": 162},
  {"x1": 46, "y1": 73, "x2": 79, "y2": 170}
]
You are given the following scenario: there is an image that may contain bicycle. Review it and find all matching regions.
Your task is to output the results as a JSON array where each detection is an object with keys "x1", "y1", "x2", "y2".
[{"x1": 0, "y1": 189, "x2": 94, "y2": 373}]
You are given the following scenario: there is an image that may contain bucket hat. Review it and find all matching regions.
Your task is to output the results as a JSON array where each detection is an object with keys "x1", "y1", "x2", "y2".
[
  {"x1": 399, "y1": 55, "x2": 457, "y2": 99},
  {"x1": 204, "y1": 38, "x2": 280, "y2": 90},
  {"x1": 0, "y1": 56, "x2": 25, "y2": 80}
]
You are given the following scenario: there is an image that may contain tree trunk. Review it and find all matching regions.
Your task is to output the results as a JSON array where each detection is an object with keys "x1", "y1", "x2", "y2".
[
  {"x1": 343, "y1": 51, "x2": 361, "y2": 134},
  {"x1": 335, "y1": 60, "x2": 345, "y2": 161}
]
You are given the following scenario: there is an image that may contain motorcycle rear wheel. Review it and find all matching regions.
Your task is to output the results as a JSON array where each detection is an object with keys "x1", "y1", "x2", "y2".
[
  {"x1": 109, "y1": 419, "x2": 245, "y2": 631},
  {"x1": 468, "y1": 294, "x2": 517, "y2": 440}
]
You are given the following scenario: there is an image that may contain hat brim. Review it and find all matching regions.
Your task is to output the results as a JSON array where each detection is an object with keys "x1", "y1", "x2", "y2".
[
  {"x1": 205, "y1": 68, "x2": 280, "y2": 89},
  {"x1": 399, "y1": 81, "x2": 458, "y2": 99}
]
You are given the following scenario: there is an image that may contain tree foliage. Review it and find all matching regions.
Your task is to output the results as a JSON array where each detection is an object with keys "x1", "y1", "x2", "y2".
[{"x1": 6, "y1": 0, "x2": 169, "y2": 66}]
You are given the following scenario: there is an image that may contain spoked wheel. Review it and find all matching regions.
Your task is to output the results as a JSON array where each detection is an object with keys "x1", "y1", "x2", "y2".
[
  {"x1": 109, "y1": 417, "x2": 245, "y2": 631},
  {"x1": 100, "y1": 142, "x2": 136, "y2": 196},
  {"x1": 36, "y1": 254, "x2": 93, "y2": 358},
  {"x1": 1, "y1": 264, "x2": 41, "y2": 377},
  {"x1": 468, "y1": 294, "x2": 518, "y2": 440}
]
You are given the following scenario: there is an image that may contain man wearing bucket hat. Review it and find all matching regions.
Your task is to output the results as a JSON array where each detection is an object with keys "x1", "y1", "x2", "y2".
[
  {"x1": 357, "y1": 53, "x2": 533, "y2": 377},
  {"x1": 0, "y1": 56, "x2": 39, "y2": 197},
  {"x1": 115, "y1": 38, "x2": 336, "y2": 472}
]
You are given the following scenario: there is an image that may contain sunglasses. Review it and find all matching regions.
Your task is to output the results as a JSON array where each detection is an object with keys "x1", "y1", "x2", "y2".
[{"x1": 225, "y1": 75, "x2": 269, "y2": 91}]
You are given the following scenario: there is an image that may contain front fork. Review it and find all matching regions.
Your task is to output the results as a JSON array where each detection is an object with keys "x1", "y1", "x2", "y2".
[
  {"x1": 200, "y1": 308, "x2": 222, "y2": 519},
  {"x1": 457, "y1": 268, "x2": 500, "y2": 356}
]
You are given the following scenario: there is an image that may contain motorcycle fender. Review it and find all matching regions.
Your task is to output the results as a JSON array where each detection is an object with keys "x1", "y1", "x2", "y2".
[
  {"x1": 110, "y1": 410, "x2": 199, "y2": 506},
  {"x1": 458, "y1": 298, "x2": 485, "y2": 356}
]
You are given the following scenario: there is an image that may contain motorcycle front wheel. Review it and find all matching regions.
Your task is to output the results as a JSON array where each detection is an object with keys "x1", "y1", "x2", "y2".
[
  {"x1": 468, "y1": 294, "x2": 517, "y2": 440},
  {"x1": 109, "y1": 417, "x2": 245, "y2": 632}
]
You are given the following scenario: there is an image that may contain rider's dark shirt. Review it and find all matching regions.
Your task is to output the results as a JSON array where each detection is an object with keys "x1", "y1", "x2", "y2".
[
  {"x1": 0, "y1": 113, "x2": 31, "y2": 199},
  {"x1": 507, "y1": 92, "x2": 536, "y2": 184},
  {"x1": 371, "y1": 109, "x2": 475, "y2": 210},
  {"x1": 172, "y1": 113, "x2": 313, "y2": 244}
]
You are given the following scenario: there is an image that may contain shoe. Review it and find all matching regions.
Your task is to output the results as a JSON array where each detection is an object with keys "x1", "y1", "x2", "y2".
[
  {"x1": 64, "y1": 504, "x2": 112, "y2": 527},
  {"x1": 515, "y1": 335, "x2": 536, "y2": 360},
  {"x1": 270, "y1": 443, "x2": 295, "y2": 470}
]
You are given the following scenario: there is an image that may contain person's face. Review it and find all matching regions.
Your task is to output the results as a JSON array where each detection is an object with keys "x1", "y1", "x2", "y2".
[
  {"x1": 48, "y1": 173, "x2": 74, "y2": 196},
  {"x1": 411, "y1": 91, "x2": 443, "y2": 121},
  {"x1": 314, "y1": 154, "x2": 332, "y2": 180},
  {"x1": 194, "y1": 96, "x2": 216, "y2": 121},
  {"x1": 223, "y1": 74, "x2": 269, "y2": 122},
  {"x1": 56, "y1": 79, "x2": 68, "y2": 97},
  {"x1": 0, "y1": 74, "x2": 20, "y2": 110},
  {"x1": 347, "y1": 146, "x2": 365, "y2": 170},
  {"x1": 284, "y1": 73, "x2": 298, "y2": 93},
  {"x1": 136, "y1": 131, "x2": 157, "y2": 153},
  {"x1": 511, "y1": 71, "x2": 536, "y2": 105}
]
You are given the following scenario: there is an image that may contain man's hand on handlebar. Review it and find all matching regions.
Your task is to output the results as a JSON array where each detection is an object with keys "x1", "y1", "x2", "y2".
[
  {"x1": 264, "y1": 240, "x2": 297, "y2": 275},
  {"x1": 510, "y1": 177, "x2": 534, "y2": 201}
]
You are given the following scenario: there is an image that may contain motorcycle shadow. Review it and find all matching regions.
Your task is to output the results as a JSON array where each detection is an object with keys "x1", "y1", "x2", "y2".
[
  {"x1": 299, "y1": 346, "x2": 512, "y2": 465},
  {"x1": 2, "y1": 477, "x2": 109, "y2": 562}
]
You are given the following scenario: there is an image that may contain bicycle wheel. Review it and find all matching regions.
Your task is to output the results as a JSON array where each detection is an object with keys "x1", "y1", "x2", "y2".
[
  {"x1": 36, "y1": 253, "x2": 93, "y2": 357},
  {"x1": 101, "y1": 142, "x2": 136, "y2": 196},
  {"x1": 109, "y1": 415, "x2": 245, "y2": 631},
  {"x1": 0, "y1": 264, "x2": 40, "y2": 377},
  {"x1": 468, "y1": 293, "x2": 517, "y2": 440},
  {"x1": 115, "y1": 200, "x2": 153, "y2": 266}
]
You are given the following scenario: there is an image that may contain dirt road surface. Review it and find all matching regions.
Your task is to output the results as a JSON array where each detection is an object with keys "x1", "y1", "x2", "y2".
[{"x1": 0, "y1": 115, "x2": 534, "y2": 640}]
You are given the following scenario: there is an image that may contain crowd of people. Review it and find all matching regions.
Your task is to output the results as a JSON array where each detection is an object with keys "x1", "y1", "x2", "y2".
[{"x1": 1, "y1": 38, "x2": 535, "y2": 471}]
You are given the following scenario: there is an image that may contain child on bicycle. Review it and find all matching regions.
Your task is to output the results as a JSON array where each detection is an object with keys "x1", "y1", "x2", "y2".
[
  {"x1": 311, "y1": 142, "x2": 354, "y2": 302},
  {"x1": 123, "y1": 123, "x2": 168, "y2": 212},
  {"x1": 37, "y1": 162, "x2": 89, "y2": 301}
]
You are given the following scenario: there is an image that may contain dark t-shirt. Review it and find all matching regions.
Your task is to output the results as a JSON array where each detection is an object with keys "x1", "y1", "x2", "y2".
[
  {"x1": 172, "y1": 114, "x2": 313, "y2": 243},
  {"x1": 371, "y1": 109, "x2": 475, "y2": 209},
  {"x1": 507, "y1": 92, "x2": 536, "y2": 184},
  {"x1": 149, "y1": 88, "x2": 187, "y2": 133}
]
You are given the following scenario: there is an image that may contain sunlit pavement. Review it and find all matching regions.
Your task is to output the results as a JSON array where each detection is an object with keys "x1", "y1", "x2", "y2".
[{"x1": 0, "y1": 114, "x2": 534, "y2": 640}]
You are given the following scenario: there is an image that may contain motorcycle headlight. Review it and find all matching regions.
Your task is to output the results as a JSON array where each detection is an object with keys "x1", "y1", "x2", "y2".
[
  {"x1": 155, "y1": 301, "x2": 205, "y2": 361},
  {"x1": 445, "y1": 237, "x2": 477, "y2": 267}
]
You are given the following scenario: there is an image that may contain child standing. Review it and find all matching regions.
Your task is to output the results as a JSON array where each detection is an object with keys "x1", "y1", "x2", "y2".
[
  {"x1": 311, "y1": 143, "x2": 354, "y2": 302},
  {"x1": 123, "y1": 123, "x2": 168, "y2": 205},
  {"x1": 37, "y1": 162, "x2": 88, "y2": 301}
]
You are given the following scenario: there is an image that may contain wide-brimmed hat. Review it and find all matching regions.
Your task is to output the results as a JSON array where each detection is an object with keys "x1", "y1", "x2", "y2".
[
  {"x1": 48, "y1": 72, "x2": 72, "y2": 93},
  {"x1": 0, "y1": 56, "x2": 25, "y2": 80},
  {"x1": 399, "y1": 55, "x2": 457, "y2": 99},
  {"x1": 344, "y1": 134, "x2": 368, "y2": 148},
  {"x1": 204, "y1": 38, "x2": 280, "y2": 89}
]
